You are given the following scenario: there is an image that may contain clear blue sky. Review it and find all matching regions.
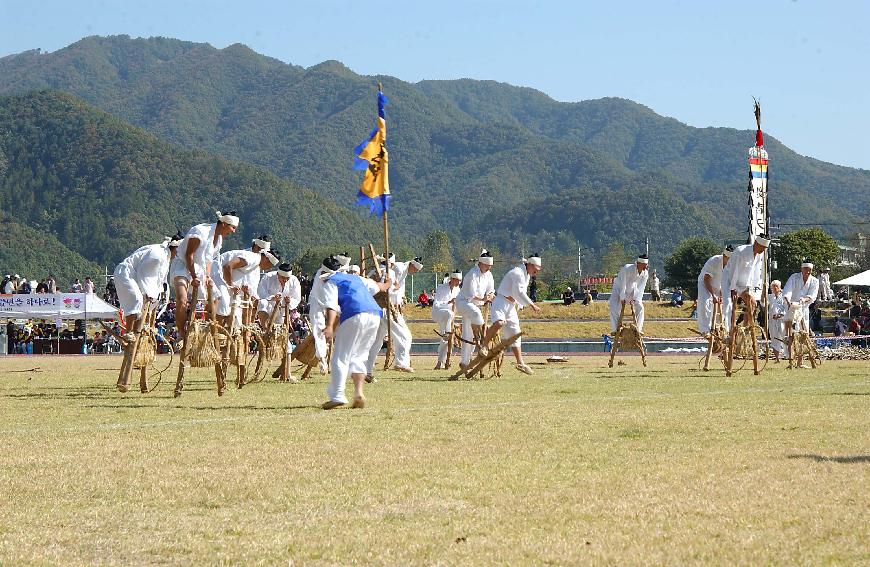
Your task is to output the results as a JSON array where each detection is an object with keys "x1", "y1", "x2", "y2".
[{"x1": 2, "y1": 0, "x2": 868, "y2": 170}]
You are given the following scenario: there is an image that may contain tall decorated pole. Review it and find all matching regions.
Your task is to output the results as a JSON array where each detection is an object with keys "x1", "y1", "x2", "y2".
[
  {"x1": 353, "y1": 83, "x2": 394, "y2": 368},
  {"x1": 748, "y1": 99, "x2": 770, "y2": 331}
]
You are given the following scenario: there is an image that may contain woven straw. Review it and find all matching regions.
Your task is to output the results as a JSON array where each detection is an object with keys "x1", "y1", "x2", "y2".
[
  {"x1": 291, "y1": 334, "x2": 318, "y2": 366},
  {"x1": 187, "y1": 321, "x2": 222, "y2": 367},
  {"x1": 133, "y1": 334, "x2": 157, "y2": 369}
]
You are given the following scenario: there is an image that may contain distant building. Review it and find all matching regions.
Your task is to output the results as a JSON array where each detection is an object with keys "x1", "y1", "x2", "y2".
[{"x1": 837, "y1": 233, "x2": 866, "y2": 267}]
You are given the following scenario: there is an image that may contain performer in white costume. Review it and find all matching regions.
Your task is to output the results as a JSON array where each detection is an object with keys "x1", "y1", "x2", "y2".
[
  {"x1": 308, "y1": 252, "x2": 352, "y2": 375},
  {"x1": 482, "y1": 254, "x2": 542, "y2": 374},
  {"x1": 431, "y1": 270, "x2": 463, "y2": 370},
  {"x1": 364, "y1": 254, "x2": 417, "y2": 377},
  {"x1": 696, "y1": 245, "x2": 733, "y2": 335},
  {"x1": 170, "y1": 211, "x2": 238, "y2": 335},
  {"x1": 114, "y1": 232, "x2": 183, "y2": 331},
  {"x1": 783, "y1": 259, "x2": 820, "y2": 329},
  {"x1": 212, "y1": 235, "x2": 278, "y2": 325},
  {"x1": 767, "y1": 279, "x2": 788, "y2": 361},
  {"x1": 725, "y1": 235, "x2": 770, "y2": 326},
  {"x1": 455, "y1": 250, "x2": 496, "y2": 368},
  {"x1": 609, "y1": 254, "x2": 650, "y2": 332},
  {"x1": 256, "y1": 262, "x2": 301, "y2": 327},
  {"x1": 818, "y1": 267, "x2": 833, "y2": 301}
]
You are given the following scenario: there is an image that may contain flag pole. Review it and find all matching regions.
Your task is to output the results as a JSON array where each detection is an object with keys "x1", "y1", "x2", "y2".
[{"x1": 379, "y1": 82, "x2": 394, "y2": 370}]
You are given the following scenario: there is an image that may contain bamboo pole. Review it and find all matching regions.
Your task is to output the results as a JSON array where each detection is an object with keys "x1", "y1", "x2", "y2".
[
  {"x1": 174, "y1": 286, "x2": 198, "y2": 397},
  {"x1": 208, "y1": 285, "x2": 226, "y2": 396}
]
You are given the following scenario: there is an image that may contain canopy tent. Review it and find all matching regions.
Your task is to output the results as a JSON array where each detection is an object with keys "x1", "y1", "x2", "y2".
[
  {"x1": 0, "y1": 293, "x2": 119, "y2": 320},
  {"x1": 834, "y1": 269, "x2": 870, "y2": 287}
]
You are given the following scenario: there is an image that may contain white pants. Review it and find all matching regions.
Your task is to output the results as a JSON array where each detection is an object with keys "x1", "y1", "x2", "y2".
[
  {"x1": 609, "y1": 296, "x2": 644, "y2": 332},
  {"x1": 114, "y1": 267, "x2": 144, "y2": 316},
  {"x1": 769, "y1": 317, "x2": 787, "y2": 355},
  {"x1": 327, "y1": 312, "x2": 381, "y2": 404},
  {"x1": 697, "y1": 290, "x2": 721, "y2": 334},
  {"x1": 309, "y1": 307, "x2": 328, "y2": 361},
  {"x1": 365, "y1": 308, "x2": 412, "y2": 373},
  {"x1": 722, "y1": 293, "x2": 733, "y2": 332},
  {"x1": 455, "y1": 299, "x2": 485, "y2": 365},
  {"x1": 432, "y1": 305, "x2": 454, "y2": 364},
  {"x1": 491, "y1": 295, "x2": 521, "y2": 348}
]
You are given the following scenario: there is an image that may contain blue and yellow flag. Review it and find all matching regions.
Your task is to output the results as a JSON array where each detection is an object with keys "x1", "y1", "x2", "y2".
[{"x1": 353, "y1": 90, "x2": 390, "y2": 216}]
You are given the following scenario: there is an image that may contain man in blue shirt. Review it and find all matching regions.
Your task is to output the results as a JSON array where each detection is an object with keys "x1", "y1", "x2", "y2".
[{"x1": 316, "y1": 257, "x2": 391, "y2": 409}]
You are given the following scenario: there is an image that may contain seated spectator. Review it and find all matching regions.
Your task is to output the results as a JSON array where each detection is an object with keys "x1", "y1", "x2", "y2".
[
  {"x1": 18, "y1": 278, "x2": 32, "y2": 294},
  {"x1": 70, "y1": 279, "x2": 83, "y2": 293},
  {"x1": 581, "y1": 288, "x2": 592, "y2": 306},
  {"x1": 35, "y1": 279, "x2": 49, "y2": 293},
  {"x1": 417, "y1": 290, "x2": 430, "y2": 307},
  {"x1": 562, "y1": 287, "x2": 575, "y2": 305},
  {"x1": 670, "y1": 287, "x2": 684, "y2": 307}
]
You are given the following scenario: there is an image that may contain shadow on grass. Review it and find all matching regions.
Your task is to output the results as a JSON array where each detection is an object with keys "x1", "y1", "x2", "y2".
[
  {"x1": 830, "y1": 392, "x2": 870, "y2": 396},
  {"x1": 787, "y1": 454, "x2": 870, "y2": 464},
  {"x1": 87, "y1": 403, "x2": 315, "y2": 412}
]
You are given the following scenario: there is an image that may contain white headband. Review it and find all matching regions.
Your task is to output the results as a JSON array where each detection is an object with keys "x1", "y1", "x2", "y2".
[
  {"x1": 335, "y1": 254, "x2": 352, "y2": 267},
  {"x1": 278, "y1": 267, "x2": 293, "y2": 278},
  {"x1": 801, "y1": 262, "x2": 814, "y2": 269},
  {"x1": 216, "y1": 211, "x2": 240, "y2": 227},
  {"x1": 723, "y1": 249, "x2": 732, "y2": 258},
  {"x1": 755, "y1": 236, "x2": 771, "y2": 247},
  {"x1": 636, "y1": 257, "x2": 649, "y2": 265},
  {"x1": 349, "y1": 265, "x2": 361, "y2": 274},
  {"x1": 263, "y1": 250, "x2": 279, "y2": 266},
  {"x1": 253, "y1": 238, "x2": 270, "y2": 251},
  {"x1": 410, "y1": 259, "x2": 423, "y2": 270},
  {"x1": 525, "y1": 256, "x2": 542, "y2": 268},
  {"x1": 450, "y1": 272, "x2": 463, "y2": 280}
]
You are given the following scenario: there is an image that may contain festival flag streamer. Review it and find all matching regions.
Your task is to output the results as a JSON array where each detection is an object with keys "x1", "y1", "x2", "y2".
[
  {"x1": 353, "y1": 90, "x2": 390, "y2": 216},
  {"x1": 747, "y1": 99, "x2": 769, "y2": 239}
]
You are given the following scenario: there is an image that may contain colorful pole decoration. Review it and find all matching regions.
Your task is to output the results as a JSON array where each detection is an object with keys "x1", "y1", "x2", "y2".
[
  {"x1": 748, "y1": 99, "x2": 769, "y2": 241},
  {"x1": 749, "y1": 99, "x2": 771, "y2": 341}
]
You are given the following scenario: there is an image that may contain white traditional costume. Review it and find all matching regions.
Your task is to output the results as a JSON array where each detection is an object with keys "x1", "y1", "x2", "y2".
[
  {"x1": 609, "y1": 257, "x2": 649, "y2": 332},
  {"x1": 768, "y1": 285, "x2": 789, "y2": 357},
  {"x1": 455, "y1": 251, "x2": 496, "y2": 366},
  {"x1": 114, "y1": 241, "x2": 173, "y2": 316},
  {"x1": 724, "y1": 237, "x2": 769, "y2": 328},
  {"x1": 213, "y1": 249, "x2": 277, "y2": 317},
  {"x1": 783, "y1": 263, "x2": 819, "y2": 328},
  {"x1": 169, "y1": 212, "x2": 237, "y2": 284},
  {"x1": 256, "y1": 264, "x2": 301, "y2": 325},
  {"x1": 818, "y1": 269, "x2": 833, "y2": 301},
  {"x1": 431, "y1": 272, "x2": 462, "y2": 366},
  {"x1": 365, "y1": 258, "x2": 414, "y2": 373},
  {"x1": 492, "y1": 262, "x2": 536, "y2": 349},
  {"x1": 696, "y1": 247, "x2": 732, "y2": 334}
]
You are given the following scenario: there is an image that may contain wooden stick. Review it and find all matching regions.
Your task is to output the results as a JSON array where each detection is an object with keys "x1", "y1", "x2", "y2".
[
  {"x1": 631, "y1": 302, "x2": 647, "y2": 367},
  {"x1": 118, "y1": 298, "x2": 151, "y2": 391},
  {"x1": 360, "y1": 245, "x2": 366, "y2": 274},
  {"x1": 139, "y1": 305, "x2": 155, "y2": 393},
  {"x1": 208, "y1": 285, "x2": 226, "y2": 396},
  {"x1": 238, "y1": 291, "x2": 250, "y2": 388},
  {"x1": 453, "y1": 332, "x2": 523, "y2": 380},
  {"x1": 281, "y1": 299, "x2": 291, "y2": 382},
  {"x1": 703, "y1": 301, "x2": 718, "y2": 371},
  {"x1": 174, "y1": 286, "x2": 198, "y2": 397},
  {"x1": 748, "y1": 299, "x2": 760, "y2": 375},
  {"x1": 726, "y1": 295, "x2": 738, "y2": 377},
  {"x1": 608, "y1": 302, "x2": 626, "y2": 368}
]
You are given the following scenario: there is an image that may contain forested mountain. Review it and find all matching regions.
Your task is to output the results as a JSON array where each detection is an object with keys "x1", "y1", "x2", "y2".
[
  {"x1": 1, "y1": 35, "x2": 867, "y2": 270},
  {"x1": 0, "y1": 91, "x2": 386, "y2": 267},
  {"x1": 0, "y1": 217, "x2": 103, "y2": 286}
]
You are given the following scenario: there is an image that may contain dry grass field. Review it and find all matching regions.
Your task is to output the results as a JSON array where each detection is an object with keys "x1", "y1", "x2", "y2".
[{"x1": 1, "y1": 354, "x2": 868, "y2": 565}]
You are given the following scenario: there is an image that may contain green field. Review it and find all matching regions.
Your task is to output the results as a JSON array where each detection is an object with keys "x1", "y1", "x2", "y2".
[{"x1": 1, "y1": 355, "x2": 868, "y2": 565}]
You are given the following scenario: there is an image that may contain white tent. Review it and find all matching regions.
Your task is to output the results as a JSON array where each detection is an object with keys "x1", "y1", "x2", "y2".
[
  {"x1": 834, "y1": 269, "x2": 870, "y2": 287},
  {"x1": 0, "y1": 293, "x2": 119, "y2": 320}
]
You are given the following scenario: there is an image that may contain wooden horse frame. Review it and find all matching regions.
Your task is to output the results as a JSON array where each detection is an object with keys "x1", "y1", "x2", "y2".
[
  {"x1": 702, "y1": 300, "x2": 727, "y2": 371},
  {"x1": 173, "y1": 285, "x2": 228, "y2": 397},
  {"x1": 787, "y1": 315, "x2": 819, "y2": 370},
  {"x1": 449, "y1": 332, "x2": 523, "y2": 381},
  {"x1": 608, "y1": 301, "x2": 647, "y2": 368},
  {"x1": 116, "y1": 298, "x2": 153, "y2": 393},
  {"x1": 724, "y1": 294, "x2": 767, "y2": 377}
]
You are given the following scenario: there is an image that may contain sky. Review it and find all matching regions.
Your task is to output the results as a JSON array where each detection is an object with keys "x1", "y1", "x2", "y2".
[{"x1": 1, "y1": 0, "x2": 868, "y2": 170}]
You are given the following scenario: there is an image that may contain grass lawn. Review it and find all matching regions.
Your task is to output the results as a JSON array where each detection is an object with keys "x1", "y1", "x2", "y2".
[
  {"x1": 1, "y1": 354, "x2": 868, "y2": 565},
  {"x1": 403, "y1": 301, "x2": 694, "y2": 321},
  {"x1": 408, "y1": 320, "x2": 697, "y2": 340}
]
